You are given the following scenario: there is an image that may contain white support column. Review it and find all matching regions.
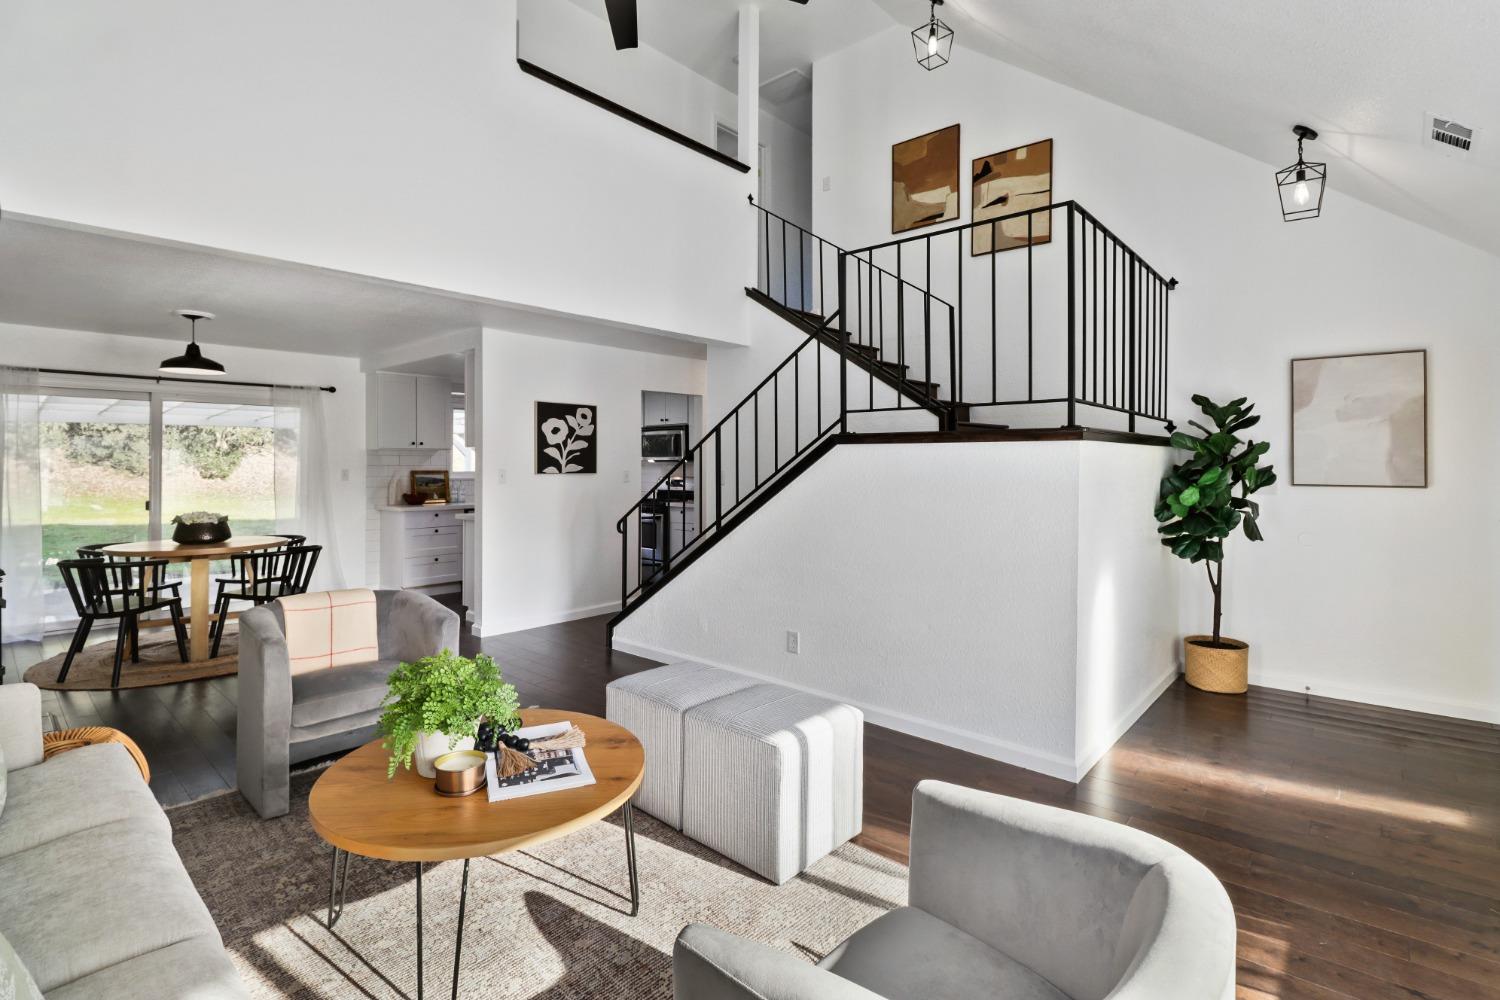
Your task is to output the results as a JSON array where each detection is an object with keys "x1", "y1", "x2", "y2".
[{"x1": 737, "y1": 5, "x2": 760, "y2": 188}]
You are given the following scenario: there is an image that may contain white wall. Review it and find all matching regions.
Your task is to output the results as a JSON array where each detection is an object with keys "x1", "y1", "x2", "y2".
[
  {"x1": 0, "y1": 0, "x2": 752, "y2": 346},
  {"x1": 614, "y1": 438, "x2": 1178, "y2": 780},
  {"x1": 0, "y1": 323, "x2": 367, "y2": 589},
  {"x1": 812, "y1": 28, "x2": 1500, "y2": 722},
  {"x1": 1075, "y1": 441, "x2": 1181, "y2": 771},
  {"x1": 475, "y1": 329, "x2": 705, "y2": 634},
  {"x1": 517, "y1": 0, "x2": 812, "y2": 228}
]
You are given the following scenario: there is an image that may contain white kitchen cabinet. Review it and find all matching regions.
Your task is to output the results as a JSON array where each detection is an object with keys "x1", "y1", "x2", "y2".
[
  {"x1": 415, "y1": 377, "x2": 451, "y2": 450},
  {"x1": 643, "y1": 391, "x2": 691, "y2": 426},
  {"x1": 380, "y1": 505, "x2": 472, "y2": 588},
  {"x1": 370, "y1": 372, "x2": 453, "y2": 449}
]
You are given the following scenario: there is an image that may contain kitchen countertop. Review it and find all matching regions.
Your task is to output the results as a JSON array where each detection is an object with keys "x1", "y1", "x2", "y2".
[
  {"x1": 455, "y1": 512, "x2": 474, "y2": 522},
  {"x1": 378, "y1": 503, "x2": 475, "y2": 512}
]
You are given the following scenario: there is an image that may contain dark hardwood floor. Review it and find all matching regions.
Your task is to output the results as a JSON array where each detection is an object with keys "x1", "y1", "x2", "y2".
[{"x1": 5, "y1": 609, "x2": 1497, "y2": 999}]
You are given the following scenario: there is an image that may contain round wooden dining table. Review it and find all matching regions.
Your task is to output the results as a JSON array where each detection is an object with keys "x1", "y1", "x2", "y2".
[{"x1": 102, "y1": 535, "x2": 286, "y2": 662}]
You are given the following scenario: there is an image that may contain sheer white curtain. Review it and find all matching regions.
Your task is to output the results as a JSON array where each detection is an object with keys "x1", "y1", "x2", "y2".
[
  {"x1": 272, "y1": 387, "x2": 346, "y2": 591},
  {"x1": 0, "y1": 366, "x2": 43, "y2": 651}
]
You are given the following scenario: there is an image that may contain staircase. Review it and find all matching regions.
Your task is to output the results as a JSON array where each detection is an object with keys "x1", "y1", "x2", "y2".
[{"x1": 607, "y1": 198, "x2": 1175, "y2": 638}]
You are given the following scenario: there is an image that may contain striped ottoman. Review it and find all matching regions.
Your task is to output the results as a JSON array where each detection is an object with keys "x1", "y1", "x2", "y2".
[
  {"x1": 605, "y1": 662, "x2": 758, "y2": 828},
  {"x1": 682, "y1": 684, "x2": 863, "y2": 884}
]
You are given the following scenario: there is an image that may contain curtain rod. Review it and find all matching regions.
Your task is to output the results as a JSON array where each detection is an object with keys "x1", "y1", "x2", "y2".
[{"x1": 35, "y1": 367, "x2": 337, "y2": 393}]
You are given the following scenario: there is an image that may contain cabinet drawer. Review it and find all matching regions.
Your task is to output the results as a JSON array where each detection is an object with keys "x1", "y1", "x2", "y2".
[
  {"x1": 405, "y1": 509, "x2": 461, "y2": 528},
  {"x1": 405, "y1": 551, "x2": 461, "y2": 585},
  {"x1": 407, "y1": 525, "x2": 461, "y2": 550}
]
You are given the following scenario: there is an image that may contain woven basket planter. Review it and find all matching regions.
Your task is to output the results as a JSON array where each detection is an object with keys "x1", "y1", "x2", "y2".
[{"x1": 1184, "y1": 635, "x2": 1249, "y2": 694}]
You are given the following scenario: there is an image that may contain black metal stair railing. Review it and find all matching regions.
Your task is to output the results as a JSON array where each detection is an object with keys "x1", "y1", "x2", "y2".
[
  {"x1": 615, "y1": 311, "x2": 842, "y2": 607},
  {"x1": 754, "y1": 198, "x2": 958, "y2": 426},
  {"x1": 843, "y1": 200, "x2": 1176, "y2": 432},
  {"x1": 615, "y1": 201, "x2": 954, "y2": 610},
  {"x1": 615, "y1": 199, "x2": 1175, "y2": 618}
]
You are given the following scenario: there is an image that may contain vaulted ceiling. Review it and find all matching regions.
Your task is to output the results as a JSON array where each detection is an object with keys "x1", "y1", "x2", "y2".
[
  {"x1": 587, "y1": 0, "x2": 1498, "y2": 257},
  {"x1": 873, "y1": 0, "x2": 1500, "y2": 257}
]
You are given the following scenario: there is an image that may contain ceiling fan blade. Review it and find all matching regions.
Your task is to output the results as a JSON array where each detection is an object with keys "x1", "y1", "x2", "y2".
[{"x1": 604, "y1": 0, "x2": 639, "y2": 49}]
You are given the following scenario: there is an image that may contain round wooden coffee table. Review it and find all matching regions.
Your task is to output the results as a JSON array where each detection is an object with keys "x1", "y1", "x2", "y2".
[{"x1": 308, "y1": 709, "x2": 644, "y2": 1000}]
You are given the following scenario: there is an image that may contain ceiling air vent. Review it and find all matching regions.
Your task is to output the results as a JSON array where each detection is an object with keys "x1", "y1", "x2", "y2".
[{"x1": 1424, "y1": 113, "x2": 1476, "y2": 157}]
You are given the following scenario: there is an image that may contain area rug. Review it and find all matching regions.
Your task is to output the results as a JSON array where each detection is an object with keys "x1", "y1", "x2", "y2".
[
  {"x1": 23, "y1": 624, "x2": 239, "y2": 690},
  {"x1": 170, "y1": 770, "x2": 908, "y2": 999}
]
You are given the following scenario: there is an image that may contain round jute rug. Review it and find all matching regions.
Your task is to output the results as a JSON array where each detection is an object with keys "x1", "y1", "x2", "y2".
[
  {"x1": 23, "y1": 625, "x2": 239, "y2": 691},
  {"x1": 169, "y1": 770, "x2": 908, "y2": 1000}
]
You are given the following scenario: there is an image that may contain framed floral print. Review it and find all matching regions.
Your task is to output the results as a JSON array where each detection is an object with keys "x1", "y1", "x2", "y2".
[{"x1": 536, "y1": 402, "x2": 597, "y2": 474}]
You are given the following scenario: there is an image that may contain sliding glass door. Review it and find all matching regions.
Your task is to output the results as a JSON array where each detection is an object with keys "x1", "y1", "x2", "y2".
[
  {"x1": 32, "y1": 382, "x2": 281, "y2": 628},
  {"x1": 37, "y1": 392, "x2": 151, "y2": 624},
  {"x1": 160, "y1": 398, "x2": 280, "y2": 593}
]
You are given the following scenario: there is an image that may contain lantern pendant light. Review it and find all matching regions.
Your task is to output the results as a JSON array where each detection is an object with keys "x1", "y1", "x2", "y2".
[
  {"x1": 912, "y1": 0, "x2": 953, "y2": 71},
  {"x1": 158, "y1": 309, "x2": 226, "y2": 376},
  {"x1": 1275, "y1": 125, "x2": 1326, "y2": 222}
]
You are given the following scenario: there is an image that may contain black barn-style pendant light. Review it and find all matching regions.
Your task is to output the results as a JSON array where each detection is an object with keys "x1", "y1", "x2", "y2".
[
  {"x1": 1275, "y1": 125, "x2": 1326, "y2": 222},
  {"x1": 158, "y1": 309, "x2": 226, "y2": 375},
  {"x1": 912, "y1": 0, "x2": 953, "y2": 70}
]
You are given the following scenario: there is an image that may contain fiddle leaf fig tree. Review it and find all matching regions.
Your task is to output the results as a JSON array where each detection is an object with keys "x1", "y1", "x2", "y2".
[{"x1": 1155, "y1": 395, "x2": 1276, "y2": 645}]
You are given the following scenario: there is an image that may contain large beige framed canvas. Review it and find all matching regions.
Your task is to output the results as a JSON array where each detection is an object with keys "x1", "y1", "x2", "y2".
[
  {"x1": 1290, "y1": 350, "x2": 1427, "y2": 487},
  {"x1": 891, "y1": 124, "x2": 960, "y2": 234},
  {"x1": 971, "y1": 138, "x2": 1053, "y2": 256}
]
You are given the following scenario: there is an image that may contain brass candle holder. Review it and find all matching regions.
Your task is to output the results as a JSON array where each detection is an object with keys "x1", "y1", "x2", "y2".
[{"x1": 432, "y1": 749, "x2": 488, "y2": 796}]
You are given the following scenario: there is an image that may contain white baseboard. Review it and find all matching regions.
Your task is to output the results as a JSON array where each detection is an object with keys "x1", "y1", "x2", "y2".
[
  {"x1": 609, "y1": 637, "x2": 1085, "y2": 782},
  {"x1": 1252, "y1": 670, "x2": 1499, "y2": 725},
  {"x1": 482, "y1": 601, "x2": 617, "y2": 637},
  {"x1": 1072, "y1": 666, "x2": 1180, "y2": 779}
]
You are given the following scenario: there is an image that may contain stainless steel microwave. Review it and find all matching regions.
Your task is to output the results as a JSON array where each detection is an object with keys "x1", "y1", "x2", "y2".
[{"x1": 642, "y1": 423, "x2": 689, "y2": 462}]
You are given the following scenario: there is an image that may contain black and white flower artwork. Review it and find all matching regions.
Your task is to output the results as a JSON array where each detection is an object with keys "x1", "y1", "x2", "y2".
[{"x1": 536, "y1": 402, "x2": 597, "y2": 474}]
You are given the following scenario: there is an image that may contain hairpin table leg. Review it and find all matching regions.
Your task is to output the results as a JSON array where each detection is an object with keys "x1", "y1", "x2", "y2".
[
  {"x1": 326, "y1": 847, "x2": 350, "y2": 929},
  {"x1": 450, "y1": 859, "x2": 471, "y2": 1000},
  {"x1": 415, "y1": 861, "x2": 425, "y2": 1000},
  {"x1": 624, "y1": 801, "x2": 640, "y2": 917}
]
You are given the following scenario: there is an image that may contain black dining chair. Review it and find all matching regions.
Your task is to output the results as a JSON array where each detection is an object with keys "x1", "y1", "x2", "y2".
[
  {"x1": 78, "y1": 542, "x2": 184, "y2": 600},
  {"x1": 209, "y1": 544, "x2": 321, "y2": 658},
  {"x1": 56, "y1": 557, "x2": 188, "y2": 687},
  {"x1": 207, "y1": 535, "x2": 305, "y2": 641}
]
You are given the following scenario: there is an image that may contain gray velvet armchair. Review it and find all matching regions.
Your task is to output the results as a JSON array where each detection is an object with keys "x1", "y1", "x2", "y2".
[
  {"x1": 236, "y1": 589, "x2": 459, "y2": 818},
  {"x1": 674, "y1": 781, "x2": 1237, "y2": 1000}
]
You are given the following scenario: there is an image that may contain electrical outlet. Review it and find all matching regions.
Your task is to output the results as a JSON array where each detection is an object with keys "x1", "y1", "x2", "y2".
[
  {"x1": 340, "y1": 468, "x2": 349, "y2": 482},
  {"x1": 785, "y1": 630, "x2": 800, "y2": 654},
  {"x1": 623, "y1": 469, "x2": 631, "y2": 483},
  {"x1": 497, "y1": 468, "x2": 507, "y2": 484}
]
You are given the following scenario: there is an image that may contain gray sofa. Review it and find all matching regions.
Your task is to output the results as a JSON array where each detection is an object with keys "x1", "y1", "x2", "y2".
[
  {"x1": 236, "y1": 588, "x2": 459, "y2": 818},
  {"x1": 675, "y1": 780, "x2": 1237, "y2": 1000},
  {"x1": 0, "y1": 683, "x2": 247, "y2": 999}
]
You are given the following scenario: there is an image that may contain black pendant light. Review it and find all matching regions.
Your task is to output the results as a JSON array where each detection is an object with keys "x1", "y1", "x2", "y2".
[
  {"x1": 159, "y1": 309, "x2": 225, "y2": 376},
  {"x1": 1275, "y1": 125, "x2": 1326, "y2": 222},
  {"x1": 912, "y1": 0, "x2": 953, "y2": 70}
]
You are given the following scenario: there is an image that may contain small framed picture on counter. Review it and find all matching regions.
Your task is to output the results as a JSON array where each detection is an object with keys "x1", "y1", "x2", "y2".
[{"x1": 410, "y1": 469, "x2": 451, "y2": 503}]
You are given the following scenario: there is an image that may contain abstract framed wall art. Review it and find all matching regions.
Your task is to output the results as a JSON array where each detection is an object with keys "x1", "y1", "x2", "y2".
[
  {"x1": 891, "y1": 124, "x2": 960, "y2": 234},
  {"x1": 536, "y1": 402, "x2": 597, "y2": 474},
  {"x1": 971, "y1": 138, "x2": 1053, "y2": 256},
  {"x1": 1290, "y1": 350, "x2": 1427, "y2": 487}
]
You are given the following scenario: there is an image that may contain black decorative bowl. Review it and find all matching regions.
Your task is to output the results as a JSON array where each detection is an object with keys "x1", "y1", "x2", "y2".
[{"x1": 172, "y1": 519, "x2": 231, "y2": 545}]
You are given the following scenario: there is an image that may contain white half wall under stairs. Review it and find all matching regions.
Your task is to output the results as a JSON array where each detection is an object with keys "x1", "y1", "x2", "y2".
[{"x1": 612, "y1": 436, "x2": 1179, "y2": 782}]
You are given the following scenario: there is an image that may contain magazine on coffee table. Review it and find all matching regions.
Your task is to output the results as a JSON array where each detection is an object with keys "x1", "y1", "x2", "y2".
[{"x1": 483, "y1": 721, "x2": 596, "y2": 802}]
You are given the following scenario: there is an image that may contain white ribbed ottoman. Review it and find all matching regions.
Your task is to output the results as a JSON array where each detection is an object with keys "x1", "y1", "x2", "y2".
[
  {"x1": 604, "y1": 662, "x2": 758, "y2": 828},
  {"x1": 682, "y1": 684, "x2": 863, "y2": 884}
]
